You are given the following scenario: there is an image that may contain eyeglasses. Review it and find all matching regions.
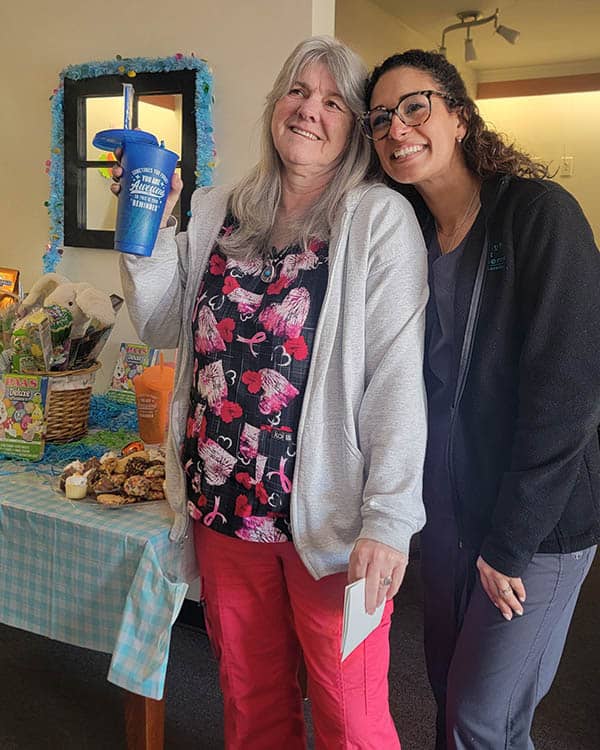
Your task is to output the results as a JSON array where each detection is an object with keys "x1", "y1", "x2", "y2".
[{"x1": 362, "y1": 90, "x2": 458, "y2": 141}]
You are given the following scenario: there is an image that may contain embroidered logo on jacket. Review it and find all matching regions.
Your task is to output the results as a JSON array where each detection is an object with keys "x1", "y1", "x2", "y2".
[{"x1": 488, "y1": 242, "x2": 506, "y2": 271}]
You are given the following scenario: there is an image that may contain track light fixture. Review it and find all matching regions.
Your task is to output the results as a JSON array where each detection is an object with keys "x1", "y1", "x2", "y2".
[
  {"x1": 439, "y1": 8, "x2": 520, "y2": 63},
  {"x1": 495, "y1": 22, "x2": 520, "y2": 45},
  {"x1": 464, "y1": 27, "x2": 477, "y2": 62}
]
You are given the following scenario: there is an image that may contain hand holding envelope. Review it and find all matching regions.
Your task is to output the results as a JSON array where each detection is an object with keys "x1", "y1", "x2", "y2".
[
  {"x1": 341, "y1": 578, "x2": 386, "y2": 660},
  {"x1": 347, "y1": 538, "x2": 408, "y2": 613}
]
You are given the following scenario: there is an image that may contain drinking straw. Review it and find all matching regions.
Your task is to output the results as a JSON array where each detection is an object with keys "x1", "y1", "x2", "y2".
[{"x1": 123, "y1": 83, "x2": 134, "y2": 130}]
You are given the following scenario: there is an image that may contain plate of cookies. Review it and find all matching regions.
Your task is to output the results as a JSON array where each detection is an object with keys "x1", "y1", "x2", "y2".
[{"x1": 57, "y1": 441, "x2": 166, "y2": 507}]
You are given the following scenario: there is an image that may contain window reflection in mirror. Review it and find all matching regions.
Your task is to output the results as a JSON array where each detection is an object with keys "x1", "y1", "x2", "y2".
[
  {"x1": 139, "y1": 95, "x2": 183, "y2": 155},
  {"x1": 84, "y1": 94, "x2": 184, "y2": 232}
]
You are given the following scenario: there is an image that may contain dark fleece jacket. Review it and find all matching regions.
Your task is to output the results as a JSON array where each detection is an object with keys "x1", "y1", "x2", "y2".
[{"x1": 402, "y1": 174, "x2": 600, "y2": 577}]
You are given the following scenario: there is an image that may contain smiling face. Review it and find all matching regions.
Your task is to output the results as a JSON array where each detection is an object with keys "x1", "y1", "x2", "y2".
[
  {"x1": 270, "y1": 62, "x2": 353, "y2": 181},
  {"x1": 370, "y1": 66, "x2": 466, "y2": 189}
]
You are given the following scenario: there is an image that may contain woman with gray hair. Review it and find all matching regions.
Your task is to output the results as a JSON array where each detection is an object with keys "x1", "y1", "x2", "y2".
[{"x1": 118, "y1": 36, "x2": 428, "y2": 748}]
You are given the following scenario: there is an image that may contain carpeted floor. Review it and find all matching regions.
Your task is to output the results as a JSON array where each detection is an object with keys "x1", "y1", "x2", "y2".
[{"x1": 0, "y1": 554, "x2": 598, "y2": 749}]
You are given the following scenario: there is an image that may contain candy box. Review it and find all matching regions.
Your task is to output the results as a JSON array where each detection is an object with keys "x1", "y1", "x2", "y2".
[
  {"x1": 0, "y1": 267, "x2": 20, "y2": 310},
  {"x1": 0, "y1": 372, "x2": 48, "y2": 460},
  {"x1": 106, "y1": 342, "x2": 159, "y2": 404},
  {"x1": 44, "y1": 304, "x2": 73, "y2": 371},
  {"x1": 69, "y1": 294, "x2": 124, "y2": 369},
  {"x1": 11, "y1": 309, "x2": 53, "y2": 373}
]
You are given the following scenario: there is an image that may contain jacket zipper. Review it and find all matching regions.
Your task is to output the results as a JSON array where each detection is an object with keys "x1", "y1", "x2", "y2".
[
  {"x1": 447, "y1": 230, "x2": 489, "y2": 548},
  {"x1": 289, "y1": 204, "x2": 349, "y2": 543}
]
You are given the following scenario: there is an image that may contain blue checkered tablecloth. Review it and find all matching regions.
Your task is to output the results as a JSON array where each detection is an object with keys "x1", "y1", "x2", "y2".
[{"x1": 0, "y1": 462, "x2": 189, "y2": 699}]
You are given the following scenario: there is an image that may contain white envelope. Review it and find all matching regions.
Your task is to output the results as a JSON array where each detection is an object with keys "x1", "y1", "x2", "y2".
[{"x1": 341, "y1": 577, "x2": 385, "y2": 661}]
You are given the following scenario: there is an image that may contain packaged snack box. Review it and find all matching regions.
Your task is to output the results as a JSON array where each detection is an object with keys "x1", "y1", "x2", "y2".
[
  {"x1": 0, "y1": 373, "x2": 48, "y2": 460},
  {"x1": 68, "y1": 294, "x2": 124, "y2": 369},
  {"x1": 106, "y1": 342, "x2": 159, "y2": 404},
  {"x1": 44, "y1": 304, "x2": 73, "y2": 370},
  {"x1": 0, "y1": 267, "x2": 20, "y2": 310},
  {"x1": 11, "y1": 309, "x2": 53, "y2": 373}
]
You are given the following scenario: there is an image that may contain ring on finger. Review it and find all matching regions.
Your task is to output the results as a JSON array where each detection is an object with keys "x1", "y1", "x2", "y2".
[
  {"x1": 379, "y1": 575, "x2": 393, "y2": 587},
  {"x1": 500, "y1": 586, "x2": 512, "y2": 596}
]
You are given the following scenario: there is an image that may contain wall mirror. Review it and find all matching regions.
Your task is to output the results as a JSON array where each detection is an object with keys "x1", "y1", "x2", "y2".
[{"x1": 45, "y1": 56, "x2": 215, "y2": 270}]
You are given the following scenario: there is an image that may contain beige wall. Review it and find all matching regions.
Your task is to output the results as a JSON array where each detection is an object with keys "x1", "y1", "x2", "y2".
[
  {"x1": 1, "y1": 0, "x2": 329, "y2": 390},
  {"x1": 335, "y1": 0, "x2": 430, "y2": 69},
  {"x1": 335, "y1": 0, "x2": 478, "y2": 95},
  {"x1": 477, "y1": 92, "x2": 600, "y2": 242}
]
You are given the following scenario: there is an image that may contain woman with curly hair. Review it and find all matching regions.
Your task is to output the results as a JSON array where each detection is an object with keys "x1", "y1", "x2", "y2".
[{"x1": 364, "y1": 50, "x2": 600, "y2": 749}]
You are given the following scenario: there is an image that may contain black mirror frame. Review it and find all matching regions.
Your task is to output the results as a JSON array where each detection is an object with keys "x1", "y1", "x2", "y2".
[
  {"x1": 44, "y1": 55, "x2": 215, "y2": 272},
  {"x1": 64, "y1": 71, "x2": 195, "y2": 249}
]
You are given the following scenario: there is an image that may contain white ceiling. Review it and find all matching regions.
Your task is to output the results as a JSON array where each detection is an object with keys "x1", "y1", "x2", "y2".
[{"x1": 371, "y1": 0, "x2": 600, "y2": 71}]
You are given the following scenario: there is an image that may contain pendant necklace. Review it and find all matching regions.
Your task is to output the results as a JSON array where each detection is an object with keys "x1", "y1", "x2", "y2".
[
  {"x1": 436, "y1": 186, "x2": 481, "y2": 255},
  {"x1": 260, "y1": 246, "x2": 288, "y2": 283}
]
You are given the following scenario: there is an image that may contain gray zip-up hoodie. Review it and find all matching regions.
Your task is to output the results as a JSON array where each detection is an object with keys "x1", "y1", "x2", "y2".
[{"x1": 120, "y1": 182, "x2": 428, "y2": 580}]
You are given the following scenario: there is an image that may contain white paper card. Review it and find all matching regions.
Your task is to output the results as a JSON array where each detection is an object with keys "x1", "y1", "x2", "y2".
[{"x1": 341, "y1": 578, "x2": 385, "y2": 661}]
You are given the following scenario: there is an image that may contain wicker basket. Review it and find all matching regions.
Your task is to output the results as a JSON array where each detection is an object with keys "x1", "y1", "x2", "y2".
[{"x1": 39, "y1": 362, "x2": 101, "y2": 443}]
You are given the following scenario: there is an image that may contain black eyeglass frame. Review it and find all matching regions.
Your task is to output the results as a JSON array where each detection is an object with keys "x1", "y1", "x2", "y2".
[{"x1": 362, "y1": 89, "x2": 459, "y2": 141}]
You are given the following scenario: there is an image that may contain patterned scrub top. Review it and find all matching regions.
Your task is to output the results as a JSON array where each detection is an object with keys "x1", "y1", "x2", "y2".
[{"x1": 182, "y1": 215, "x2": 329, "y2": 543}]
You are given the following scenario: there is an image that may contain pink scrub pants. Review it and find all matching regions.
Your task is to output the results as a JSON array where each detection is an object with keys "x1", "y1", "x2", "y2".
[{"x1": 194, "y1": 523, "x2": 401, "y2": 750}]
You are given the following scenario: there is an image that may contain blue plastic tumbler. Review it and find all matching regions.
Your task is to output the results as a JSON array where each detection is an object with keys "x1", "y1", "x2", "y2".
[{"x1": 93, "y1": 128, "x2": 179, "y2": 257}]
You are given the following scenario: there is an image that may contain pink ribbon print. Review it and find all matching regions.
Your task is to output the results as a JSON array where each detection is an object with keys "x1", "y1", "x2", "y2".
[
  {"x1": 236, "y1": 331, "x2": 266, "y2": 357},
  {"x1": 203, "y1": 496, "x2": 227, "y2": 527},
  {"x1": 266, "y1": 457, "x2": 293, "y2": 494}
]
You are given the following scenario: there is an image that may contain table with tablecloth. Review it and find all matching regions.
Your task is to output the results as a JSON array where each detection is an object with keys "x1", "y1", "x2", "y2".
[{"x1": 0, "y1": 462, "x2": 189, "y2": 701}]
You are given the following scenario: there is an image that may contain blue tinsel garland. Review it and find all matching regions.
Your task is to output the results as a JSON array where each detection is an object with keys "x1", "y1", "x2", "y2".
[
  {"x1": 88, "y1": 393, "x2": 138, "y2": 431},
  {"x1": 44, "y1": 54, "x2": 216, "y2": 273},
  {"x1": 0, "y1": 395, "x2": 140, "y2": 468}
]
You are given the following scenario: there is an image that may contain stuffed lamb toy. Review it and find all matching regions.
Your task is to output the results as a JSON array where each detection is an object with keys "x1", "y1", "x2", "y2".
[{"x1": 20, "y1": 273, "x2": 116, "y2": 338}]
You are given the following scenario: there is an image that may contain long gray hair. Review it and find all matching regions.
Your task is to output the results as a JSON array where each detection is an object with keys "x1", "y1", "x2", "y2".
[{"x1": 219, "y1": 36, "x2": 371, "y2": 259}]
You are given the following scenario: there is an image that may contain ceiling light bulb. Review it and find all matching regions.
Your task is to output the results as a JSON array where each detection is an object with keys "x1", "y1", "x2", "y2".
[
  {"x1": 439, "y1": 45, "x2": 447, "y2": 58},
  {"x1": 464, "y1": 36, "x2": 477, "y2": 62},
  {"x1": 496, "y1": 24, "x2": 520, "y2": 44}
]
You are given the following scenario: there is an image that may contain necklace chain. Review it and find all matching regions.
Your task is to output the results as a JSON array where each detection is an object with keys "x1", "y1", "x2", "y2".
[
  {"x1": 436, "y1": 187, "x2": 480, "y2": 254},
  {"x1": 270, "y1": 245, "x2": 289, "y2": 261}
]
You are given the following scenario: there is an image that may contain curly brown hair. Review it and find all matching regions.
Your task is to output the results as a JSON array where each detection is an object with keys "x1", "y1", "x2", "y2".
[{"x1": 365, "y1": 49, "x2": 549, "y2": 179}]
